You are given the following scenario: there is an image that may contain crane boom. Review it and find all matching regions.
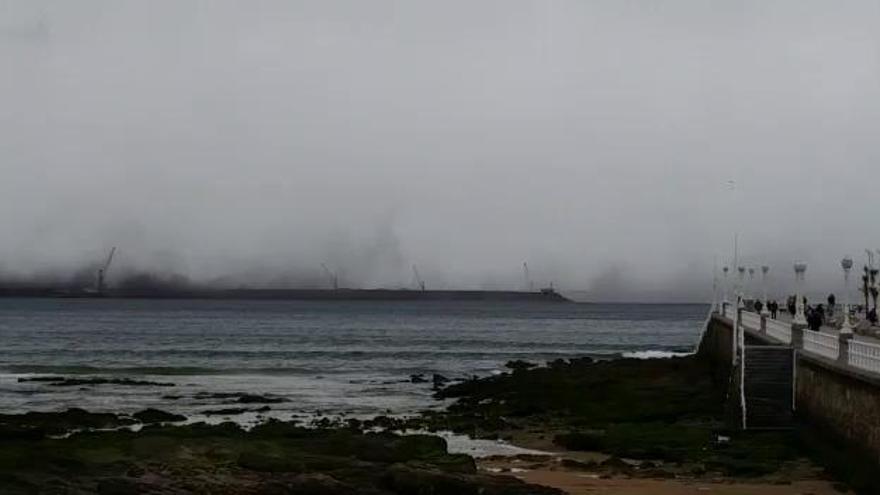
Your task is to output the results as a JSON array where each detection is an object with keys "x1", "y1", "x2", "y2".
[
  {"x1": 103, "y1": 246, "x2": 116, "y2": 272},
  {"x1": 96, "y1": 246, "x2": 117, "y2": 295}
]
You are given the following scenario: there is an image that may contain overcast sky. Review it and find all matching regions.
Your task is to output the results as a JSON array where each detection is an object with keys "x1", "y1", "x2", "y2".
[{"x1": 1, "y1": 1, "x2": 879, "y2": 301}]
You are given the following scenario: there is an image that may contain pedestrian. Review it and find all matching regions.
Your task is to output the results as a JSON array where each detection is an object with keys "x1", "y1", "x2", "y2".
[
  {"x1": 769, "y1": 300, "x2": 779, "y2": 319},
  {"x1": 807, "y1": 307, "x2": 823, "y2": 331},
  {"x1": 754, "y1": 300, "x2": 764, "y2": 314}
]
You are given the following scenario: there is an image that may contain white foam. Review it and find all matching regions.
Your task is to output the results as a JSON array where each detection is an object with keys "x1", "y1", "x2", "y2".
[
  {"x1": 425, "y1": 430, "x2": 553, "y2": 458},
  {"x1": 621, "y1": 350, "x2": 692, "y2": 360}
]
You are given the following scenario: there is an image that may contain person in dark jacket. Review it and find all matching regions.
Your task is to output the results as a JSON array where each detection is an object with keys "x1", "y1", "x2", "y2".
[
  {"x1": 807, "y1": 307, "x2": 823, "y2": 331},
  {"x1": 768, "y1": 300, "x2": 779, "y2": 319}
]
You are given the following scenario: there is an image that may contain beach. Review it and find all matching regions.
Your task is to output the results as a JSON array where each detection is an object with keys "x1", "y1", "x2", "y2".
[
  {"x1": 0, "y1": 300, "x2": 859, "y2": 493},
  {"x1": 0, "y1": 352, "x2": 854, "y2": 494}
]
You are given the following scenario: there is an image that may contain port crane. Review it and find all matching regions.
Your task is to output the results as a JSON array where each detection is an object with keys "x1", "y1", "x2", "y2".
[
  {"x1": 96, "y1": 246, "x2": 116, "y2": 295},
  {"x1": 320, "y1": 263, "x2": 339, "y2": 290},
  {"x1": 411, "y1": 265, "x2": 426, "y2": 291},
  {"x1": 522, "y1": 262, "x2": 534, "y2": 292}
]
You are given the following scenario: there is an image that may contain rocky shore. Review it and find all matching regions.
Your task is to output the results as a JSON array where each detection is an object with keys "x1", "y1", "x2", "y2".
[
  {"x1": 0, "y1": 355, "x2": 857, "y2": 494},
  {"x1": 0, "y1": 412, "x2": 560, "y2": 494}
]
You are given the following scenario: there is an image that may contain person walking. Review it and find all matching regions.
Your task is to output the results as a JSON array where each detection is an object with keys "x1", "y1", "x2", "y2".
[{"x1": 807, "y1": 306, "x2": 823, "y2": 331}]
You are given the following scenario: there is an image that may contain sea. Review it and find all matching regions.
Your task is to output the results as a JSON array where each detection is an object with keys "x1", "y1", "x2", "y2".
[{"x1": 0, "y1": 299, "x2": 709, "y2": 425}]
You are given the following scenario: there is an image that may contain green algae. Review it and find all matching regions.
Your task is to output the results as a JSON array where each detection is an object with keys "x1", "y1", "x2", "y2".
[
  {"x1": 423, "y1": 355, "x2": 810, "y2": 479},
  {"x1": 0, "y1": 419, "x2": 561, "y2": 494}
]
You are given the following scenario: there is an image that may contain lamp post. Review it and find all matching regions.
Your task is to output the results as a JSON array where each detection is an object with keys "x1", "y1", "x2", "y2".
[
  {"x1": 748, "y1": 267, "x2": 756, "y2": 302},
  {"x1": 722, "y1": 266, "x2": 730, "y2": 305},
  {"x1": 761, "y1": 265, "x2": 770, "y2": 316},
  {"x1": 841, "y1": 256, "x2": 854, "y2": 335},
  {"x1": 793, "y1": 262, "x2": 808, "y2": 326}
]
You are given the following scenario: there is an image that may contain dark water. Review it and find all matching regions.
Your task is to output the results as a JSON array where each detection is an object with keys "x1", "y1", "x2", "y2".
[{"x1": 0, "y1": 299, "x2": 709, "y2": 421}]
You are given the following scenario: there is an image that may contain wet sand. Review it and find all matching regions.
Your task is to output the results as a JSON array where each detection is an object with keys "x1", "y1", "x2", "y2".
[
  {"x1": 476, "y1": 444, "x2": 849, "y2": 495},
  {"x1": 500, "y1": 471, "x2": 844, "y2": 495}
]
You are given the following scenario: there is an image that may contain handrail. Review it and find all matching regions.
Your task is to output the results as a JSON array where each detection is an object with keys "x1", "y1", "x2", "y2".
[
  {"x1": 803, "y1": 329, "x2": 839, "y2": 360},
  {"x1": 848, "y1": 340, "x2": 880, "y2": 374}
]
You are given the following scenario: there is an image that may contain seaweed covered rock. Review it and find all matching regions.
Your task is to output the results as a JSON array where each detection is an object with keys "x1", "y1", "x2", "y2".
[
  {"x1": 425, "y1": 355, "x2": 809, "y2": 479},
  {"x1": 132, "y1": 408, "x2": 186, "y2": 424},
  {"x1": 0, "y1": 419, "x2": 559, "y2": 494},
  {"x1": 0, "y1": 408, "x2": 134, "y2": 437}
]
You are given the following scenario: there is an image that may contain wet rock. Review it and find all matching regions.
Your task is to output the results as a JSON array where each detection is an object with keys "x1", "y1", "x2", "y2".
[
  {"x1": 600, "y1": 456, "x2": 635, "y2": 474},
  {"x1": 560, "y1": 458, "x2": 598, "y2": 470},
  {"x1": 96, "y1": 477, "x2": 142, "y2": 495},
  {"x1": 260, "y1": 473, "x2": 358, "y2": 495},
  {"x1": 132, "y1": 409, "x2": 186, "y2": 424},
  {"x1": 18, "y1": 376, "x2": 175, "y2": 387},
  {"x1": 0, "y1": 408, "x2": 134, "y2": 436},
  {"x1": 554, "y1": 432, "x2": 605, "y2": 451},
  {"x1": 504, "y1": 360, "x2": 537, "y2": 371},
  {"x1": 236, "y1": 394, "x2": 286, "y2": 404},
  {"x1": 432, "y1": 374, "x2": 451, "y2": 391},
  {"x1": 362, "y1": 415, "x2": 402, "y2": 431},
  {"x1": 410, "y1": 374, "x2": 428, "y2": 383},
  {"x1": 203, "y1": 406, "x2": 271, "y2": 416},
  {"x1": 238, "y1": 451, "x2": 306, "y2": 473},
  {"x1": 384, "y1": 464, "x2": 563, "y2": 495}
]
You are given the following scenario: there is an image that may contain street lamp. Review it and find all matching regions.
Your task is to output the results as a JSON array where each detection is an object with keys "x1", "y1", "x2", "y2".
[
  {"x1": 761, "y1": 265, "x2": 770, "y2": 316},
  {"x1": 841, "y1": 256, "x2": 854, "y2": 335},
  {"x1": 793, "y1": 262, "x2": 808, "y2": 326},
  {"x1": 722, "y1": 266, "x2": 730, "y2": 305},
  {"x1": 748, "y1": 267, "x2": 756, "y2": 301}
]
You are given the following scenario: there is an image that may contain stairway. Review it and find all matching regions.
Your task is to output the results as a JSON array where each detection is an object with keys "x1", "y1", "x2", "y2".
[{"x1": 743, "y1": 345, "x2": 794, "y2": 429}]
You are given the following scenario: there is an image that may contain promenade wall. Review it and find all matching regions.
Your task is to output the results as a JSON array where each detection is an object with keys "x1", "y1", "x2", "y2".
[{"x1": 699, "y1": 314, "x2": 880, "y2": 463}]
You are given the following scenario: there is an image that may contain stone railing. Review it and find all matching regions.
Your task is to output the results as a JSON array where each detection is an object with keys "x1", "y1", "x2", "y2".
[
  {"x1": 803, "y1": 329, "x2": 839, "y2": 360},
  {"x1": 733, "y1": 309, "x2": 880, "y2": 374},
  {"x1": 848, "y1": 340, "x2": 880, "y2": 374}
]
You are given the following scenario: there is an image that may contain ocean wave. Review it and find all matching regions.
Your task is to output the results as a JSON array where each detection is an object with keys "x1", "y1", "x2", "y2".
[
  {"x1": 0, "y1": 365, "x2": 322, "y2": 376},
  {"x1": 621, "y1": 350, "x2": 692, "y2": 359}
]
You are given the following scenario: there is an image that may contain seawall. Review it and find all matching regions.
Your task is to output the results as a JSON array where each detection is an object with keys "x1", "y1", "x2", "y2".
[{"x1": 698, "y1": 311, "x2": 880, "y2": 465}]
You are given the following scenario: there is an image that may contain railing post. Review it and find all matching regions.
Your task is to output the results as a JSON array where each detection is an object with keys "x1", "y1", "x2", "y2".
[
  {"x1": 733, "y1": 306, "x2": 743, "y2": 367},
  {"x1": 737, "y1": 307, "x2": 744, "y2": 333},
  {"x1": 791, "y1": 321, "x2": 805, "y2": 349},
  {"x1": 838, "y1": 333, "x2": 853, "y2": 366},
  {"x1": 760, "y1": 314, "x2": 767, "y2": 334}
]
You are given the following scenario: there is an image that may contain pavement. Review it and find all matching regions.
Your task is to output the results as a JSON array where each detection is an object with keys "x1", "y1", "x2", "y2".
[{"x1": 759, "y1": 310, "x2": 880, "y2": 345}]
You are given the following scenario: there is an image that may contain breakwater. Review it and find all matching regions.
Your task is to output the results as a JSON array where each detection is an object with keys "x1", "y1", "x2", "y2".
[{"x1": 0, "y1": 287, "x2": 571, "y2": 302}]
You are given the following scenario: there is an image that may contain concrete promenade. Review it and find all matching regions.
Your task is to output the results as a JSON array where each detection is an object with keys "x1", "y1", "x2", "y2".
[
  {"x1": 718, "y1": 302, "x2": 880, "y2": 375},
  {"x1": 700, "y1": 307, "x2": 880, "y2": 468}
]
